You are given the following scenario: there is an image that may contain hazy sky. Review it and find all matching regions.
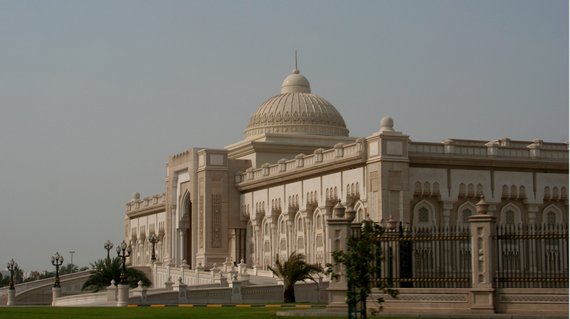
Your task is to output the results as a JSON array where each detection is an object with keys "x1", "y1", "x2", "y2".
[{"x1": 0, "y1": 0, "x2": 567, "y2": 271}]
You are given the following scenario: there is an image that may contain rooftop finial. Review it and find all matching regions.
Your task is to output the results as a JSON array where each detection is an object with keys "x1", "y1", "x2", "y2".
[
  {"x1": 293, "y1": 50, "x2": 299, "y2": 74},
  {"x1": 295, "y1": 50, "x2": 298, "y2": 69}
]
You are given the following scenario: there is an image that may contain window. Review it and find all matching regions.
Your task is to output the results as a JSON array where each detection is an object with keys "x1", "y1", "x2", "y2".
[
  {"x1": 505, "y1": 210, "x2": 515, "y2": 225},
  {"x1": 462, "y1": 208, "x2": 472, "y2": 224},
  {"x1": 546, "y1": 211, "x2": 556, "y2": 225},
  {"x1": 419, "y1": 207, "x2": 429, "y2": 223}
]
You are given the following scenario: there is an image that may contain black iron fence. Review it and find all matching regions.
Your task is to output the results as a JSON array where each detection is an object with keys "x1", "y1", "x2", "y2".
[
  {"x1": 495, "y1": 223, "x2": 569, "y2": 288},
  {"x1": 372, "y1": 222, "x2": 569, "y2": 289},
  {"x1": 375, "y1": 225, "x2": 472, "y2": 288}
]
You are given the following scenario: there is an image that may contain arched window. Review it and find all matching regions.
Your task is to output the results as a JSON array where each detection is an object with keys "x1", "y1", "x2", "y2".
[
  {"x1": 419, "y1": 208, "x2": 429, "y2": 223},
  {"x1": 547, "y1": 211, "x2": 556, "y2": 225},
  {"x1": 413, "y1": 200, "x2": 436, "y2": 226},
  {"x1": 505, "y1": 210, "x2": 515, "y2": 225},
  {"x1": 543, "y1": 204, "x2": 563, "y2": 226},
  {"x1": 499, "y1": 204, "x2": 522, "y2": 226},
  {"x1": 294, "y1": 212, "x2": 305, "y2": 254},
  {"x1": 457, "y1": 202, "x2": 475, "y2": 227},
  {"x1": 462, "y1": 208, "x2": 472, "y2": 224}
]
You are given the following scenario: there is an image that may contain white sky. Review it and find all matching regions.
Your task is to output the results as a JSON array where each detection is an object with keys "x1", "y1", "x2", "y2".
[{"x1": 0, "y1": 0, "x2": 567, "y2": 271}]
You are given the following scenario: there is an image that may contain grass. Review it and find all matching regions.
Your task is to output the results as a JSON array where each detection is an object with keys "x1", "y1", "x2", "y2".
[{"x1": 0, "y1": 306, "x2": 346, "y2": 319}]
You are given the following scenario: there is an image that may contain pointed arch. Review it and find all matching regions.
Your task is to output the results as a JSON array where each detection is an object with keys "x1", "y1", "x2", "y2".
[
  {"x1": 177, "y1": 190, "x2": 192, "y2": 266},
  {"x1": 413, "y1": 199, "x2": 436, "y2": 227},
  {"x1": 179, "y1": 191, "x2": 191, "y2": 228},
  {"x1": 294, "y1": 211, "x2": 306, "y2": 255},
  {"x1": 312, "y1": 208, "x2": 326, "y2": 266},
  {"x1": 457, "y1": 201, "x2": 476, "y2": 226},
  {"x1": 354, "y1": 200, "x2": 366, "y2": 222},
  {"x1": 542, "y1": 204, "x2": 563, "y2": 226},
  {"x1": 499, "y1": 203, "x2": 522, "y2": 225},
  {"x1": 261, "y1": 217, "x2": 273, "y2": 268},
  {"x1": 276, "y1": 214, "x2": 289, "y2": 262}
]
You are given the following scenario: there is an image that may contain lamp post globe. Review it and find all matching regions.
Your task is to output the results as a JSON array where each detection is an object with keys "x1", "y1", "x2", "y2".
[
  {"x1": 6, "y1": 259, "x2": 18, "y2": 290},
  {"x1": 148, "y1": 233, "x2": 160, "y2": 263},
  {"x1": 116, "y1": 241, "x2": 132, "y2": 285},
  {"x1": 51, "y1": 252, "x2": 64, "y2": 288},
  {"x1": 104, "y1": 240, "x2": 114, "y2": 260}
]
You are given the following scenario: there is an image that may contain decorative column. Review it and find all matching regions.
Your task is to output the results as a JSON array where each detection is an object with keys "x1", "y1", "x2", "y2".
[
  {"x1": 178, "y1": 229, "x2": 186, "y2": 266},
  {"x1": 469, "y1": 196, "x2": 496, "y2": 313}
]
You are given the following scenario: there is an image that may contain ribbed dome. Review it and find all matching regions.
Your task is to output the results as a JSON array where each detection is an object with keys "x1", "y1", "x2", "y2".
[{"x1": 244, "y1": 69, "x2": 349, "y2": 139}]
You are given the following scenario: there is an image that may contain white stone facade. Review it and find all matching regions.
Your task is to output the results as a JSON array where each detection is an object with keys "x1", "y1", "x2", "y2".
[{"x1": 124, "y1": 69, "x2": 568, "y2": 270}]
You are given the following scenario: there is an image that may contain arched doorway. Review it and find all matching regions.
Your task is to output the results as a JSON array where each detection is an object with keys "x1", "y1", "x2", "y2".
[{"x1": 179, "y1": 191, "x2": 192, "y2": 267}]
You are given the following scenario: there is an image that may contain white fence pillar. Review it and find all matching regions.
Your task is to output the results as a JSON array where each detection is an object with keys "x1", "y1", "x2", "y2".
[{"x1": 469, "y1": 197, "x2": 496, "y2": 313}]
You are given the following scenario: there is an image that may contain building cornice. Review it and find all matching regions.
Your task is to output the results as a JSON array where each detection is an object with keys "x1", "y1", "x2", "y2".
[{"x1": 409, "y1": 154, "x2": 568, "y2": 173}]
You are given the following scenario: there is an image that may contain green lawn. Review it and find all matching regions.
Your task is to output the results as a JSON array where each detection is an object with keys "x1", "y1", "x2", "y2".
[{"x1": 0, "y1": 306, "x2": 346, "y2": 319}]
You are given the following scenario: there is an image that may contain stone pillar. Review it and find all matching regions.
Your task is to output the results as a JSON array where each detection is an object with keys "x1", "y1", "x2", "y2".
[
  {"x1": 51, "y1": 287, "x2": 61, "y2": 306},
  {"x1": 178, "y1": 229, "x2": 186, "y2": 266},
  {"x1": 326, "y1": 201, "x2": 353, "y2": 312},
  {"x1": 116, "y1": 284, "x2": 130, "y2": 307},
  {"x1": 469, "y1": 197, "x2": 496, "y2": 313},
  {"x1": 131, "y1": 281, "x2": 147, "y2": 305},
  {"x1": 230, "y1": 280, "x2": 243, "y2": 303},
  {"x1": 173, "y1": 277, "x2": 187, "y2": 303},
  {"x1": 7, "y1": 288, "x2": 16, "y2": 306},
  {"x1": 106, "y1": 280, "x2": 117, "y2": 303}
]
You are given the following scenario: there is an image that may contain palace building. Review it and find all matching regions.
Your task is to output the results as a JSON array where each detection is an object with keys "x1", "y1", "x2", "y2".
[{"x1": 123, "y1": 67, "x2": 568, "y2": 270}]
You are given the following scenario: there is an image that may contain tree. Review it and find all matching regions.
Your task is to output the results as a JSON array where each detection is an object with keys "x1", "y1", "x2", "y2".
[
  {"x1": 60, "y1": 264, "x2": 79, "y2": 275},
  {"x1": 268, "y1": 252, "x2": 323, "y2": 303},
  {"x1": 327, "y1": 219, "x2": 398, "y2": 318},
  {"x1": 82, "y1": 257, "x2": 151, "y2": 292}
]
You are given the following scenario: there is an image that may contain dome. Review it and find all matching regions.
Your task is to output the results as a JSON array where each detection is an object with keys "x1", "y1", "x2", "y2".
[{"x1": 244, "y1": 69, "x2": 349, "y2": 139}]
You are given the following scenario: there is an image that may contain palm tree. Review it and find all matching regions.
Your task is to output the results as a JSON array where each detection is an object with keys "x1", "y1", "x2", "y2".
[
  {"x1": 82, "y1": 257, "x2": 151, "y2": 292},
  {"x1": 268, "y1": 252, "x2": 323, "y2": 303}
]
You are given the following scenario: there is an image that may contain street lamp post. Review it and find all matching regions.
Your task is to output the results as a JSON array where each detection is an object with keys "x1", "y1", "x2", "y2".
[
  {"x1": 116, "y1": 241, "x2": 132, "y2": 285},
  {"x1": 51, "y1": 252, "x2": 64, "y2": 288},
  {"x1": 148, "y1": 233, "x2": 160, "y2": 263},
  {"x1": 6, "y1": 259, "x2": 17, "y2": 290},
  {"x1": 69, "y1": 250, "x2": 75, "y2": 267},
  {"x1": 104, "y1": 240, "x2": 114, "y2": 260}
]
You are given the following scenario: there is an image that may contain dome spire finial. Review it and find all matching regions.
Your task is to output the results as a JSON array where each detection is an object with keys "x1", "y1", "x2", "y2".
[{"x1": 293, "y1": 50, "x2": 299, "y2": 74}]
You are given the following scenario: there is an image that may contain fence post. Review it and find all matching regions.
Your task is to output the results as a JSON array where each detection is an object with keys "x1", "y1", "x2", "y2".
[
  {"x1": 468, "y1": 196, "x2": 496, "y2": 313},
  {"x1": 326, "y1": 201, "x2": 353, "y2": 312}
]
